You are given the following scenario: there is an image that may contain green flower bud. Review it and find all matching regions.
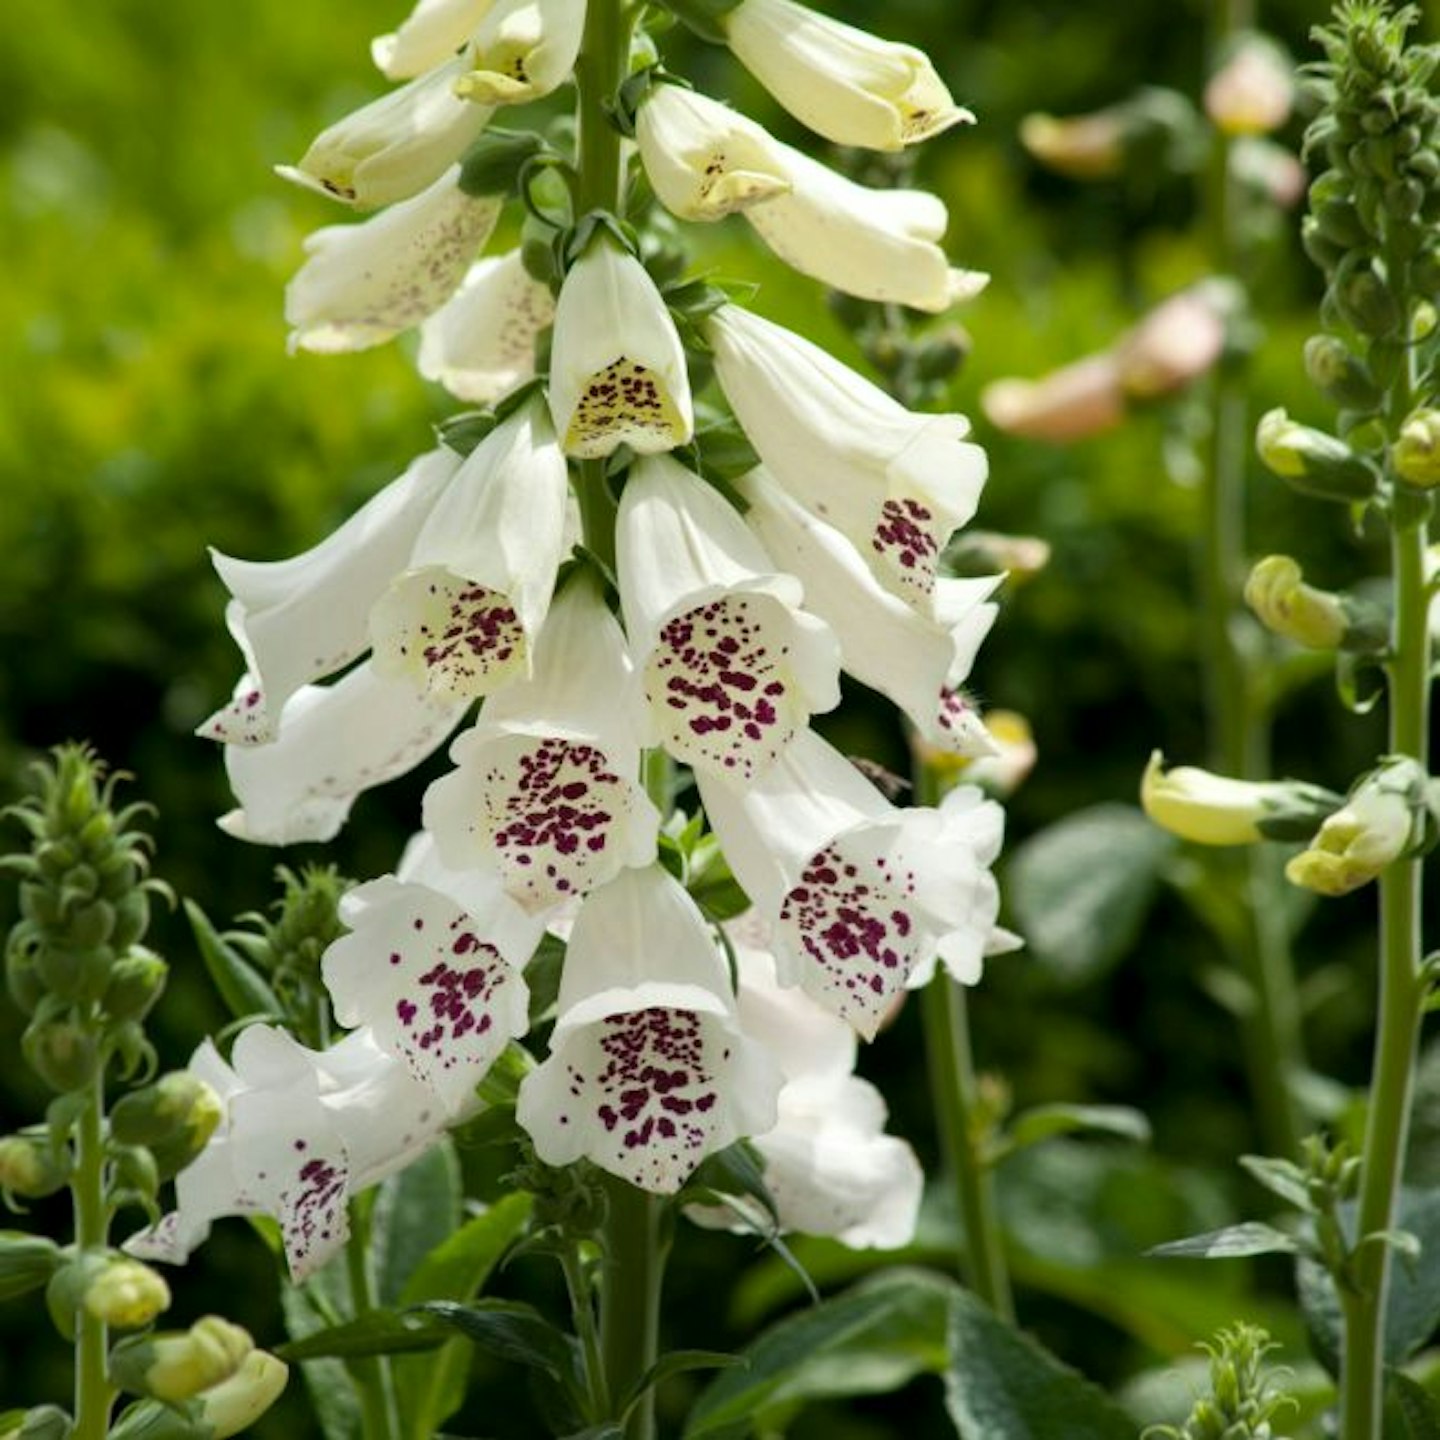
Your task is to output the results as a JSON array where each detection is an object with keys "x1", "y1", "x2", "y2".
[
  {"x1": 110, "y1": 891, "x2": 151, "y2": 951},
  {"x1": 110, "y1": 1316, "x2": 254, "y2": 1403},
  {"x1": 1286, "y1": 760, "x2": 1423, "y2": 897},
  {"x1": 6, "y1": 930, "x2": 46, "y2": 1016},
  {"x1": 110, "y1": 1145, "x2": 160, "y2": 1204},
  {"x1": 1393, "y1": 409, "x2": 1440, "y2": 488},
  {"x1": 33, "y1": 940, "x2": 113, "y2": 1005},
  {"x1": 63, "y1": 900, "x2": 115, "y2": 951},
  {"x1": 1333, "y1": 256, "x2": 1403, "y2": 336},
  {"x1": 197, "y1": 1351, "x2": 288, "y2": 1438},
  {"x1": 22, "y1": 1016, "x2": 100, "y2": 1094},
  {"x1": 112, "y1": 1073, "x2": 222, "y2": 1153},
  {"x1": 1255, "y1": 408, "x2": 1377, "y2": 500},
  {"x1": 0, "y1": 1231, "x2": 64, "y2": 1302},
  {"x1": 102, "y1": 948, "x2": 167, "y2": 1026},
  {"x1": 1302, "y1": 335, "x2": 1381, "y2": 410},
  {"x1": 14, "y1": 1406, "x2": 71, "y2": 1440},
  {"x1": 0, "y1": 1136, "x2": 71, "y2": 1199},
  {"x1": 80, "y1": 1257, "x2": 171, "y2": 1330},
  {"x1": 1244, "y1": 556, "x2": 1348, "y2": 650}
]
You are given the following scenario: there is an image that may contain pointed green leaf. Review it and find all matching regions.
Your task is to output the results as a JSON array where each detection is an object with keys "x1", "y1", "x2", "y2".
[
  {"x1": 415, "y1": 1299, "x2": 582, "y2": 1388},
  {"x1": 184, "y1": 899, "x2": 279, "y2": 1021},
  {"x1": 1392, "y1": 1371, "x2": 1440, "y2": 1440},
  {"x1": 1238, "y1": 1155, "x2": 1315, "y2": 1213},
  {"x1": 274, "y1": 1310, "x2": 450, "y2": 1361},
  {"x1": 1000, "y1": 1105, "x2": 1152, "y2": 1159},
  {"x1": 945, "y1": 1286, "x2": 1138, "y2": 1439},
  {"x1": 624, "y1": 1351, "x2": 742, "y2": 1415},
  {"x1": 1147, "y1": 1223, "x2": 1300, "y2": 1259},
  {"x1": 372, "y1": 1143, "x2": 462, "y2": 1309}
]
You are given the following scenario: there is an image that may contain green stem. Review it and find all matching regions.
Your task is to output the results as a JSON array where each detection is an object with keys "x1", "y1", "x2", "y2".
[
  {"x1": 599, "y1": 1175, "x2": 668, "y2": 1440},
  {"x1": 345, "y1": 1195, "x2": 402, "y2": 1440},
  {"x1": 1339, "y1": 504, "x2": 1431, "y2": 1440},
  {"x1": 73, "y1": 1066, "x2": 112, "y2": 1440},
  {"x1": 921, "y1": 976, "x2": 1014, "y2": 1320},
  {"x1": 562, "y1": 1247, "x2": 611, "y2": 1422}
]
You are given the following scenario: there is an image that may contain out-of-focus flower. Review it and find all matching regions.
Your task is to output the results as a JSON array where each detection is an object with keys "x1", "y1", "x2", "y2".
[
  {"x1": 1244, "y1": 556, "x2": 1348, "y2": 650},
  {"x1": 1285, "y1": 762, "x2": 1422, "y2": 897},
  {"x1": 1114, "y1": 286, "x2": 1229, "y2": 399},
  {"x1": 946, "y1": 531, "x2": 1052, "y2": 583},
  {"x1": 417, "y1": 251, "x2": 554, "y2": 404},
  {"x1": 1394, "y1": 409, "x2": 1440, "y2": 488},
  {"x1": 981, "y1": 354, "x2": 1124, "y2": 442},
  {"x1": 373, "y1": 0, "x2": 494, "y2": 79},
  {"x1": 721, "y1": 0, "x2": 973, "y2": 152},
  {"x1": 547, "y1": 234, "x2": 694, "y2": 458},
  {"x1": 1204, "y1": 35, "x2": 1295, "y2": 137},
  {"x1": 1231, "y1": 136, "x2": 1306, "y2": 209},
  {"x1": 516, "y1": 865, "x2": 782, "y2": 1193},
  {"x1": 276, "y1": 54, "x2": 492, "y2": 208},
  {"x1": 286, "y1": 165, "x2": 502, "y2": 353},
  {"x1": 1019, "y1": 111, "x2": 1127, "y2": 179},
  {"x1": 929, "y1": 710, "x2": 1037, "y2": 799},
  {"x1": 454, "y1": 0, "x2": 586, "y2": 107},
  {"x1": 616, "y1": 454, "x2": 840, "y2": 779}
]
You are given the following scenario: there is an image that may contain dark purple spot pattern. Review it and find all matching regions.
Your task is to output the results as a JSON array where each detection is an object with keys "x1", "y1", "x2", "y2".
[
  {"x1": 276, "y1": 1150, "x2": 349, "y2": 1279},
  {"x1": 646, "y1": 594, "x2": 796, "y2": 777},
  {"x1": 777, "y1": 834, "x2": 925, "y2": 1033},
  {"x1": 871, "y1": 496, "x2": 942, "y2": 606},
  {"x1": 566, "y1": 356, "x2": 685, "y2": 459},
  {"x1": 476, "y1": 737, "x2": 631, "y2": 909},
  {"x1": 381, "y1": 571, "x2": 525, "y2": 698},
  {"x1": 197, "y1": 684, "x2": 272, "y2": 746},
  {"x1": 555, "y1": 1007, "x2": 727, "y2": 1193}
]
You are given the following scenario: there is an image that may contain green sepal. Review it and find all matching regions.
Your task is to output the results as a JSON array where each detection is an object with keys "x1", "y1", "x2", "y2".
[
  {"x1": 13, "y1": 1406, "x2": 73, "y2": 1440},
  {"x1": 458, "y1": 130, "x2": 550, "y2": 199},
  {"x1": 564, "y1": 210, "x2": 639, "y2": 267},
  {"x1": 611, "y1": 65, "x2": 689, "y2": 137},
  {"x1": 105, "y1": 1399, "x2": 211, "y2": 1440},
  {"x1": 658, "y1": 0, "x2": 744, "y2": 45}
]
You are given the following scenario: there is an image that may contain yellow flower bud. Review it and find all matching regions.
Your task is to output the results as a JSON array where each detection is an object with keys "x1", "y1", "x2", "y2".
[
  {"x1": 198, "y1": 1350, "x2": 288, "y2": 1438},
  {"x1": 1285, "y1": 771, "x2": 1416, "y2": 897},
  {"x1": 1393, "y1": 410, "x2": 1440, "y2": 489},
  {"x1": 1256, "y1": 408, "x2": 1376, "y2": 500},
  {"x1": 0, "y1": 1136, "x2": 71, "y2": 1199},
  {"x1": 1244, "y1": 555, "x2": 1348, "y2": 650},
  {"x1": 110, "y1": 1316, "x2": 254, "y2": 1403},
  {"x1": 1140, "y1": 751, "x2": 1289, "y2": 845},
  {"x1": 83, "y1": 1257, "x2": 171, "y2": 1329}
]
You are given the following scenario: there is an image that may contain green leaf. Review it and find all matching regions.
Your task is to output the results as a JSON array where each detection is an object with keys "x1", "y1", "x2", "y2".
[
  {"x1": 184, "y1": 899, "x2": 279, "y2": 1022},
  {"x1": 999, "y1": 1105, "x2": 1151, "y2": 1159},
  {"x1": 1238, "y1": 1154, "x2": 1316, "y2": 1213},
  {"x1": 274, "y1": 1310, "x2": 450, "y2": 1362},
  {"x1": 280, "y1": 1254, "x2": 360, "y2": 1440},
  {"x1": 415, "y1": 1298, "x2": 583, "y2": 1390},
  {"x1": 1391, "y1": 1371, "x2": 1440, "y2": 1440},
  {"x1": 624, "y1": 1351, "x2": 742, "y2": 1415},
  {"x1": 525, "y1": 934, "x2": 567, "y2": 1027},
  {"x1": 372, "y1": 1142, "x2": 462, "y2": 1309},
  {"x1": 1006, "y1": 805, "x2": 1173, "y2": 987},
  {"x1": 1146, "y1": 1222, "x2": 1300, "y2": 1259},
  {"x1": 684, "y1": 1268, "x2": 954, "y2": 1439},
  {"x1": 945, "y1": 1285, "x2": 1138, "y2": 1439}
]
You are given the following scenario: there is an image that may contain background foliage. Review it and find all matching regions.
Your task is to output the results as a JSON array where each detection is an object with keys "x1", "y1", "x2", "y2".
[{"x1": 2, "y1": 0, "x2": 1439, "y2": 1434}]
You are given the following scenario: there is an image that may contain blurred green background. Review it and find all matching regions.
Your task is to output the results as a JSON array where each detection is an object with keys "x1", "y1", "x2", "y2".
[{"x1": 3, "y1": 0, "x2": 1439, "y2": 1434}]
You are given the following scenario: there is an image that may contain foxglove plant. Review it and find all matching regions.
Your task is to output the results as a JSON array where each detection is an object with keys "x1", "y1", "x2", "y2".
[{"x1": 163, "y1": 0, "x2": 1015, "y2": 1433}]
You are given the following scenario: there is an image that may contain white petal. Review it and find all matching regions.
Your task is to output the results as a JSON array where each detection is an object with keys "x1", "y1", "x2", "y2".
[
  {"x1": 457, "y1": 0, "x2": 586, "y2": 106},
  {"x1": 373, "y1": 0, "x2": 495, "y2": 79},
  {"x1": 418, "y1": 252, "x2": 554, "y2": 403},
  {"x1": 278, "y1": 54, "x2": 492, "y2": 209},
  {"x1": 220, "y1": 662, "x2": 468, "y2": 846},
  {"x1": 728, "y1": 936, "x2": 857, "y2": 1084},
  {"x1": 287, "y1": 165, "x2": 502, "y2": 353},
  {"x1": 209, "y1": 447, "x2": 459, "y2": 733},
  {"x1": 547, "y1": 236, "x2": 693, "y2": 458},
  {"x1": 324, "y1": 878, "x2": 531, "y2": 1115},
  {"x1": 197, "y1": 661, "x2": 273, "y2": 748}
]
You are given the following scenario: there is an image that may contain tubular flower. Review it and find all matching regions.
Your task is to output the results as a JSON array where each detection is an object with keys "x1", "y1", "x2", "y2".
[
  {"x1": 1141, "y1": 751, "x2": 1297, "y2": 846},
  {"x1": 547, "y1": 234, "x2": 694, "y2": 458},
  {"x1": 721, "y1": 0, "x2": 973, "y2": 152},
  {"x1": 698, "y1": 729, "x2": 1007, "y2": 1037},
  {"x1": 321, "y1": 858, "x2": 545, "y2": 1114},
  {"x1": 981, "y1": 355, "x2": 1125, "y2": 443},
  {"x1": 418, "y1": 250, "x2": 555, "y2": 404},
  {"x1": 373, "y1": 0, "x2": 495, "y2": 80},
  {"x1": 369, "y1": 399, "x2": 571, "y2": 699},
  {"x1": 126, "y1": 1027, "x2": 454, "y2": 1280},
  {"x1": 201, "y1": 447, "x2": 461, "y2": 744},
  {"x1": 634, "y1": 84, "x2": 983, "y2": 311},
  {"x1": 516, "y1": 865, "x2": 782, "y2": 1193},
  {"x1": 616, "y1": 453, "x2": 841, "y2": 779},
  {"x1": 423, "y1": 570, "x2": 661, "y2": 913},
  {"x1": 286, "y1": 164, "x2": 502, "y2": 353},
  {"x1": 709, "y1": 304, "x2": 987, "y2": 613},
  {"x1": 276, "y1": 54, "x2": 493, "y2": 209},
  {"x1": 455, "y1": 0, "x2": 586, "y2": 106},
  {"x1": 736, "y1": 467, "x2": 1000, "y2": 755}
]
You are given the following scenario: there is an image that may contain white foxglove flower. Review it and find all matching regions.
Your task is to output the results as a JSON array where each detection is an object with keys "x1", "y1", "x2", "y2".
[
  {"x1": 455, "y1": 0, "x2": 586, "y2": 106},
  {"x1": 723, "y1": 0, "x2": 973, "y2": 152},
  {"x1": 516, "y1": 865, "x2": 781, "y2": 1193},
  {"x1": 547, "y1": 235, "x2": 693, "y2": 459},
  {"x1": 220, "y1": 662, "x2": 468, "y2": 846},
  {"x1": 276, "y1": 55, "x2": 493, "y2": 209},
  {"x1": 736, "y1": 467, "x2": 1000, "y2": 755},
  {"x1": 127, "y1": 1028, "x2": 452, "y2": 1281},
  {"x1": 322, "y1": 866, "x2": 543, "y2": 1114},
  {"x1": 373, "y1": 0, "x2": 495, "y2": 79},
  {"x1": 635, "y1": 86, "x2": 981, "y2": 311},
  {"x1": 698, "y1": 729, "x2": 1005, "y2": 1036},
  {"x1": 287, "y1": 164, "x2": 501, "y2": 353},
  {"x1": 424, "y1": 571, "x2": 660, "y2": 913},
  {"x1": 709, "y1": 304, "x2": 986, "y2": 612},
  {"x1": 617, "y1": 454, "x2": 839, "y2": 779},
  {"x1": 201, "y1": 447, "x2": 461, "y2": 744},
  {"x1": 370, "y1": 400, "x2": 570, "y2": 698},
  {"x1": 418, "y1": 251, "x2": 554, "y2": 403}
]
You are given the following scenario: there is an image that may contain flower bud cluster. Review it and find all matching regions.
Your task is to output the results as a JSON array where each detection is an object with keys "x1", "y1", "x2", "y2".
[{"x1": 1144, "y1": 1324, "x2": 1295, "y2": 1440}]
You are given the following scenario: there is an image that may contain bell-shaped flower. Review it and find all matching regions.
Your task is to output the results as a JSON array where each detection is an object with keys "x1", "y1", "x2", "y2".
[
  {"x1": 418, "y1": 250, "x2": 555, "y2": 404},
  {"x1": 373, "y1": 0, "x2": 495, "y2": 79},
  {"x1": 454, "y1": 0, "x2": 586, "y2": 107},
  {"x1": 369, "y1": 399, "x2": 571, "y2": 699},
  {"x1": 722, "y1": 0, "x2": 972, "y2": 152},
  {"x1": 617, "y1": 454, "x2": 840, "y2": 779},
  {"x1": 126, "y1": 1027, "x2": 453, "y2": 1281},
  {"x1": 697, "y1": 729, "x2": 1006, "y2": 1037},
  {"x1": 516, "y1": 865, "x2": 782, "y2": 1193},
  {"x1": 287, "y1": 164, "x2": 502, "y2": 353},
  {"x1": 634, "y1": 85, "x2": 981, "y2": 312},
  {"x1": 736, "y1": 467, "x2": 1000, "y2": 755},
  {"x1": 201, "y1": 447, "x2": 461, "y2": 744},
  {"x1": 547, "y1": 234, "x2": 693, "y2": 459},
  {"x1": 276, "y1": 55, "x2": 493, "y2": 209},
  {"x1": 321, "y1": 847, "x2": 544, "y2": 1113},
  {"x1": 219, "y1": 662, "x2": 468, "y2": 846},
  {"x1": 709, "y1": 304, "x2": 987, "y2": 613},
  {"x1": 424, "y1": 570, "x2": 660, "y2": 913}
]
